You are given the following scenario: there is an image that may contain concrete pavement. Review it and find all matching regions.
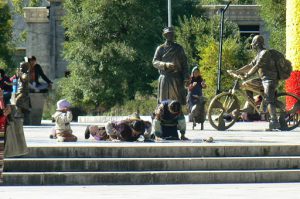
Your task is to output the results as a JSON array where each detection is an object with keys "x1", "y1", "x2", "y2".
[
  {"x1": 1, "y1": 183, "x2": 300, "y2": 199},
  {"x1": 23, "y1": 120, "x2": 300, "y2": 146}
]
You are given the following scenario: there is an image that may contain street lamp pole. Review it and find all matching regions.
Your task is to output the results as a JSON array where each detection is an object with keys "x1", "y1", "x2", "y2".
[
  {"x1": 216, "y1": 1, "x2": 231, "y2": 95},
  {"x1": 168, "y1": 0, "x2": 172, "y2": 27}
]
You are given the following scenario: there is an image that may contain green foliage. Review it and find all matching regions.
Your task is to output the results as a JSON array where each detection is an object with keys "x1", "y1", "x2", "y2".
[
  {"x1": 158, "y1": 0, "x2": 204, "y2": 26},
  {"x1": 175, "y1": 14, "x2": 252, "y2": 99},
  {"x1": 199, "y1": 38, "x2": 252, "y2": 99},
  {"x1": 12, "y1": 0, "x2": 43, "y2": 14},
  {"x1": 103, "y1": 98, "x2": 157, "y2": 116},
  {"x1": 176, "y1": 15, "x2": 242, "y2": 66},
  {"x1": 256, "y1": 0, "x2": 286, "y2": 53},
  {"x1": 0, "y1": 0, "x2": 14, "y2": 69},
  {"x1": 62, "y1": 0, "x2": 163, "y2": 112}
]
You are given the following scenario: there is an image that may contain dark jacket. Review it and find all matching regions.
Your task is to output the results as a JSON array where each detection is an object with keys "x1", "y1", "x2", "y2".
[{"x1": 31, "y1": 64, "x2": 52, "y2": 85}]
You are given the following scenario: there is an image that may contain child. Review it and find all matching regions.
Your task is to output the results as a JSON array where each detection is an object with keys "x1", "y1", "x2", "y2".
[
  {"x1": 187, "y1": 66, "x2": 206, "y2": 113},
  {"x1": 52, "y1": 99, "x2": 77, "y2": 142}
]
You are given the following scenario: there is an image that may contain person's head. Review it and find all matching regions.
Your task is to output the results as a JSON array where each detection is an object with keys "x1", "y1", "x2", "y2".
[
  {"x1": 168, "y1": 100, "x2": 181, "y2": 115},
  {"x1": 29, "y1": 56, "x2": 37, "y2": 66},
  {"x1": 251, "y1": 35, "x2": 264, "y2": 51},
  {"x1": 163, "y1": 27, "x2": 174, "y2": 42},
  {"x1": 56, "y1": 99, "x2": 71, "y2": 112},
  {"x1": 119, "y1": 123, "x2": 132, "y2": 141},
  {"x1": 85, "y1": 125, "x2": 108, "y2": 140},
  {"x1": 131, "y1": 120, "x2": 145, "y2": 134},
  {"x1": 191, "y1": 66, "x2": 200, "y2": 77},
  {"x1": 20, "y1": 62, "x2": 30, "y2": 73}
]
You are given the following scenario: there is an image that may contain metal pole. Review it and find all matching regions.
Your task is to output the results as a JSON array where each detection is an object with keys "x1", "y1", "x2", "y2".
[
  {"x1": 216, "y1": 1, "x2": 231, "y2": 95},
  {"x1": 168, "y1": 0, "x2": 172, "y2": 27}
]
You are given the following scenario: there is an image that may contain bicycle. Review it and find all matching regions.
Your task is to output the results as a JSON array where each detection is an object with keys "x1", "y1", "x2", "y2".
[{"x1": 207, "y1": 70, "x2": 300, "y2": 131}]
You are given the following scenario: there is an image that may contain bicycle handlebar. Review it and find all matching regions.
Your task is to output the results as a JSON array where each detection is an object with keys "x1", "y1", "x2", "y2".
[{"x1": 227, "y1": 70, "x2": 245, "y2": 80}]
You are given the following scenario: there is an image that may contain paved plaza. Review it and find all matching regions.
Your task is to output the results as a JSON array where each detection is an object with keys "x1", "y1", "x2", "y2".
[
  {"x1": 1, "y1": 183, "x2": 300, "y2": 199},
  {"x1": 23, "y1": 120, "x2": 300, "y2": 146},
  {"x1": 2, "y1": 120, "x2": 300, "y2": 198}
]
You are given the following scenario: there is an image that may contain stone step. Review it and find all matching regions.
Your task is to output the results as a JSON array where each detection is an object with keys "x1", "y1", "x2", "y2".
[
  {"x1": 4, "y1": 157, "x2": 300, "y2": 172},
  {"x1": 24, "y1": 145, "x2": 300, "y2": 158},
  {"x1": 4, "y1": 169, "x2": 300, "y2": 185}
]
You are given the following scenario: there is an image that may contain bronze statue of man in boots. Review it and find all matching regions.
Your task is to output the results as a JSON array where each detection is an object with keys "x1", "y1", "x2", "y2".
[{"x1": 230, "y1": 35, "x2": 280, "y2": 130}]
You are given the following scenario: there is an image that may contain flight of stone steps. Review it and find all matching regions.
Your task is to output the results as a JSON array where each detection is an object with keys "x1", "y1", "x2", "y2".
[{"x1": 3, "y1": 144, "x2": 300, "y2": 185}]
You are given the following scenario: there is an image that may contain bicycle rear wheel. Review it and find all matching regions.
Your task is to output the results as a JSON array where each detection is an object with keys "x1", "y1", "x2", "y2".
[
  {"x1": 275, "y1": 92, "x2": 300, "y2": 131},
  {"x1": 208, "y1": 92, "x2": 240, "y2": 130}
]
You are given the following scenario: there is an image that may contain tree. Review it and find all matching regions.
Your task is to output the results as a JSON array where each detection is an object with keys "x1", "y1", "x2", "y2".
[
  {"x1": 199, "y1": 38, "x2": 252, "y2": 99},
  {"x1": 61, "y1": 0, "x2": 205, "y2": 112},
  {"x1": 0, "y1": 0, "x2": 13, "y2": 69},
  {"x1": 61, "y1": 0, "x2": 163, "y2": 111},
  {"x1": 256, "y1": 0, "x2": 286, "y2": 53},
  {"x1": 175, "y1": 15, "x2": 252, "y2": 98}
]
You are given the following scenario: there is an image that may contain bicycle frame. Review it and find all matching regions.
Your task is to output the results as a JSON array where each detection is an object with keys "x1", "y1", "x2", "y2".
[{"x1": 229, "y1": 79, "x2": 266, "y2": 115}]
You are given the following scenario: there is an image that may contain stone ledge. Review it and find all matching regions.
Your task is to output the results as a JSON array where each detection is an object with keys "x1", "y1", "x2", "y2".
[
  {"x1": 203, "y1": 5, "x2": 261, "y2": 21},
  {"x1": 24, "y1": 7, "x2": 49, "y2": 23},
  {"x1": 78, "y1": 116, "x2": 152, "y2": 123}
]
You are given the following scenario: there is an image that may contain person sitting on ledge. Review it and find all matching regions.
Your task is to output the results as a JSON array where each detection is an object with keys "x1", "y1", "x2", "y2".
[
  {"x1": 28, "y1": 56, "x2": 53, "y2": 93},
  {"x1": 51, "y1": 99, "x2": 77, "y2": 142},
  {"x1": 152, "y1": 100, "x2": 188, "y2": 140}
]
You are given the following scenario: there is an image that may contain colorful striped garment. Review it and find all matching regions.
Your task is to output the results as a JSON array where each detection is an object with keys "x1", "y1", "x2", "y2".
[{"x1": 0, "y1": 97, "x2": 6, "y2": 184}]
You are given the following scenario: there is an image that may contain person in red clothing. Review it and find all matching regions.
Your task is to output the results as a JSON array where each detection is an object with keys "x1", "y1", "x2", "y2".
[{"x1": 0, "y1": 89, "x2": 11, "y2": 184}]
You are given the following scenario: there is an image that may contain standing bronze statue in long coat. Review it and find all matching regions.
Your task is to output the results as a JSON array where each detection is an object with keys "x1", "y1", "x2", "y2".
[{"x1": 153, "y1": 27, "x2": 189, "y2": 105}]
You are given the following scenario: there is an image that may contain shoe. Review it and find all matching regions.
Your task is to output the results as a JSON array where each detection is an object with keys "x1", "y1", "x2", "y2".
[
  {"x1": 203, "y1": 137, "x2": 214, "y2": 143},
  {"x1": 84, "y1": 126, "x2": 91, "y2": 139},
  {"x1": 269, "y1": 120, "x2": 281, "y2": 130},
  {"x1": 165, "y1": 136, "x2": 180, "y2": 140},
  {"x1": 180, "y1": 135, "x2": 189, "y2": 140},
  {"x1": 265, "y1": 120, "x2": 281, "y2": 131},
  {"x1": 49, "y1": 134, "x2": 56, "y2": 139},
  {"x1": 155, "y1": 137, "x2": 165, "y2": 141}
]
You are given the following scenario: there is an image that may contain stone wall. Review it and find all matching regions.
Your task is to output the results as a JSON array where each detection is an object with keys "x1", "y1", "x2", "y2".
[
  {"x1": 23, "y1": 0, "x2": 67, "y2": 80},
  {"x1": 203, "y1": 5, "x2": 269, "y2": 46},
  {"x1": 23, "y1": 7, "x2": 52, "y2": 79}
]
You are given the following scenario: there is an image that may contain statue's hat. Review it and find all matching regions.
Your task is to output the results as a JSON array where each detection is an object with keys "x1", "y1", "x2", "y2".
[{"x1": 163, "y1": 27, "x2": 174, "y2": 35}]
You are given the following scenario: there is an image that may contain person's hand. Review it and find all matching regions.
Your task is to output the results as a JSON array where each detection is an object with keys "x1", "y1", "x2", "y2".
[
  {"x1": 227, "y1": 70, "x2": 233, "y2": 74},
  {"x1": 165, "y1": 62, "x2": 175, "y2": 69},
  {"x1": 0, "y1": 89, "x2": 3, "y2": 99},
  {"x1": 192, "y1": 82, "x2": 197, "y2": 86},
  {"x1": 4, "y1": 106, "x2": 11, "y2": 116},
  {"x1": 62, "y1": 107, "x2": 70, "y2": 113},
  {"x1": 201, "y1": 81, "x2": 206, "y2": 87},
  {"x1": 243, "y1": 73, "x2": 249, "y2": 80}
]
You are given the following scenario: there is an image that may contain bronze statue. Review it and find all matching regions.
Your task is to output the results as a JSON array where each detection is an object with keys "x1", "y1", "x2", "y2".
[
  {"x1": 152, "y1": 27, "x2": 189, "y2": 105},
  {"x1": 14, "y1": 62, "x2": 31, "y2": 124},
  {"x1": 231, "y1": 35, "x2": 280, "y2": 130}
]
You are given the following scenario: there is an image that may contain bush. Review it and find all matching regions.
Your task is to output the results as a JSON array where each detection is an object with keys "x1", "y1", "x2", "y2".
[{"x1": 103, "y1": 98, "x2": 157, "y2": 116}]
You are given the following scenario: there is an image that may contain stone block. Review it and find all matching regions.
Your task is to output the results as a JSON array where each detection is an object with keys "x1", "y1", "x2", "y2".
[{"x1": 28, "y1": 93, "x2": 48, "y2": 125}]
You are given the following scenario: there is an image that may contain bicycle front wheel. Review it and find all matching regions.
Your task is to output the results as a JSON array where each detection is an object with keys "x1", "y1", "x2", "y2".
[{"x1": 208, "y1": 92, "x2": 240, "y2": 131}]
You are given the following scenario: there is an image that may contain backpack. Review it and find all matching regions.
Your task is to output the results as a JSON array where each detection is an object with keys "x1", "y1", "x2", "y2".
[{"x1": 268, "y1": 49, "x2": 292, "y2": 80}]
